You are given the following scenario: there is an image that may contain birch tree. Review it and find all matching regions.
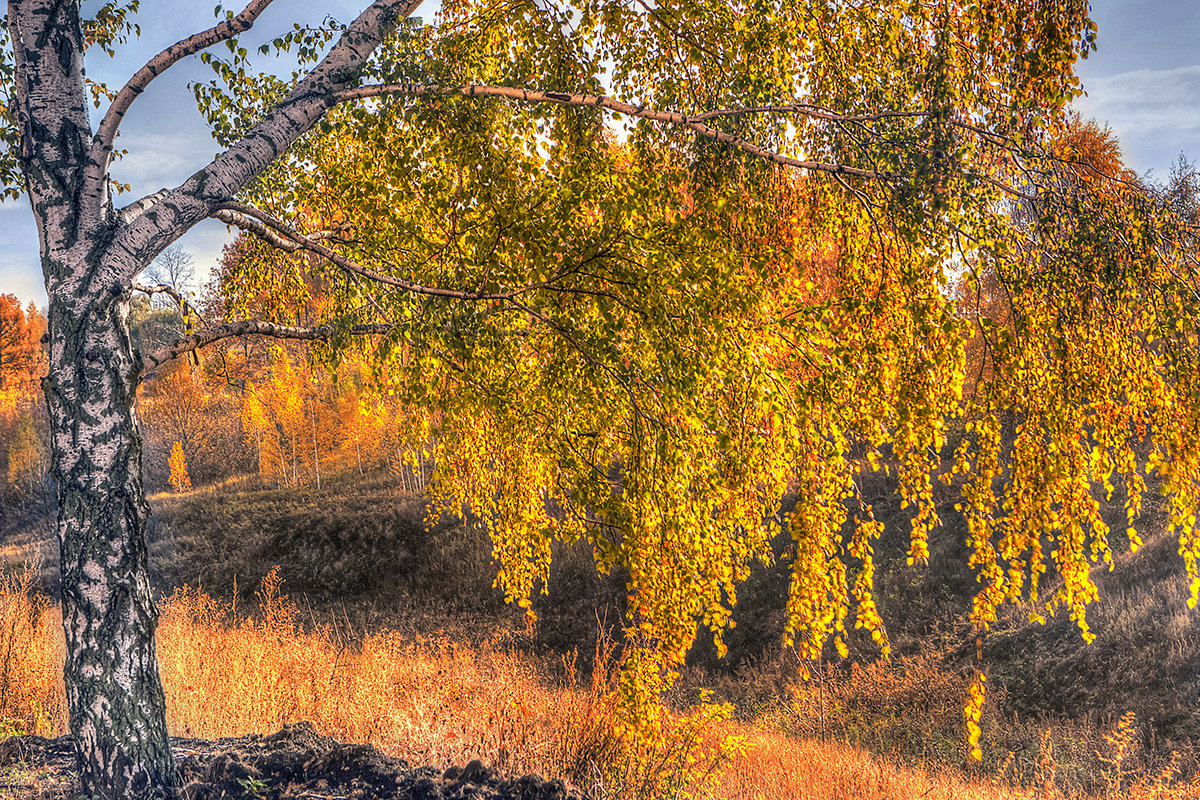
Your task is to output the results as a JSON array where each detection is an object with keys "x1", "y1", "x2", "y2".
[{"x1": 0, "y1": 1, "x2": 1157, "y2": 798}]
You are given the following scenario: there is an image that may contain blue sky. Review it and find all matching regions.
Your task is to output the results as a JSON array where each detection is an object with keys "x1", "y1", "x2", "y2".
[
  {"x1": 1075, "y1": 0, "x2": 1200, "y2": 178},
  {"x1": 0, "y1": 0, "x2": 1197, "y2": 307}
]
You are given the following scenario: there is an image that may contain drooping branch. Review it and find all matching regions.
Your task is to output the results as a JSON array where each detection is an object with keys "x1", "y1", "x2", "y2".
[
  {"x1": 335, "y1": 84, "x2": 1042, "y2": 199},
  {"x1": 84, "y1": 0, "x2": 277, "y2": 209},
  {"x1": 691, "y1": 103, "x2": 1021, "y2": 152},
  {"x1": 138, "y1": 319, "x2": 392, "y2": 379},
  {"x1": 508, "y1": 297, "x2": 655, "y2": 424},
  {"x1": 336, "y1": 84, "x2": 898, "y2": 181},
  {"x1": 212, "y1": 201, "x2": 558, "y2": 301}
]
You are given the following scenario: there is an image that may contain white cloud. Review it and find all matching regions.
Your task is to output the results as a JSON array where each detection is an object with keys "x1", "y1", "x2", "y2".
[
  {"x1": 110, "y1": 131, "x2": 217, "y2": 196},
  {"x1": 1076, "y1": 64, "x2": 1200, "y2": 174}
]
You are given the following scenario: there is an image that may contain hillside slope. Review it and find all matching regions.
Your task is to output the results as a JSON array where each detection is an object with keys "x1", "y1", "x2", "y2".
[{"x1": 6, "y1": 472, "x2": 1200, "y2": 791}]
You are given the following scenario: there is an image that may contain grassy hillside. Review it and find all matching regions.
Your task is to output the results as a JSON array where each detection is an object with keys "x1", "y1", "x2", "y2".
[
  {"x1": 5, "y1": 473, "x2": 1200, "y2": 796},
  {"x1": 2, "y1": 565, "x2": 1196, "y2": 800},
  {"x1": 143, "y1": 476, "x2": 630, "y2": 657},
  {"x1": 147, "y1": 476, "x2": 498, "y2": 610}
]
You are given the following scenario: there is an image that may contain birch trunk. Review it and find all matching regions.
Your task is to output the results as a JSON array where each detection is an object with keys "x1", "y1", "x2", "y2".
[
  {"x1": 10, "y1": 0, "x2": 176, "y2": 795},
  {"x1": 45, "y1": 283, "x2": 175, "y2": 799}
]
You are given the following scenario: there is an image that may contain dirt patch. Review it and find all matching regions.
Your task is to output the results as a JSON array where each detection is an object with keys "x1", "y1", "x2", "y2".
[{"x1": 0, "y1": 722, "x2": 588, "y2": 799}]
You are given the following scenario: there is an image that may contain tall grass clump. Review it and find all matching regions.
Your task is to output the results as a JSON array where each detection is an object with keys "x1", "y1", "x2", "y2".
[{"x1": 0, "y1": 565, "x2": 65, "y2": 739}]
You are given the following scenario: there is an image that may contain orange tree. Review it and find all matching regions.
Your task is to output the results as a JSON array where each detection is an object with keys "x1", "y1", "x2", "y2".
[
  {"x1": 2, "y1": 0, "x2": 1175, "y2": 797},
  {"x1": 0, "y1": 293, "x2": 42, "y2": 394},
  {"x1": 0, "y1": 295, "x2": 47, "y2": 501}
]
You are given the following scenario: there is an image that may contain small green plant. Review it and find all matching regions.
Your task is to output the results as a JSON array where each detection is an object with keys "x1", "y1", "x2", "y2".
[
  {"x1": 0, "y1": 716, "x2": 24, "y2": 741},
  {"x1": 237, "y1": 775, "x2": 268, "y2": 799}
]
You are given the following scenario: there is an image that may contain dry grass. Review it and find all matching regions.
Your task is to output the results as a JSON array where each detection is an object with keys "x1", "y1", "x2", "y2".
[
  {"x1": 2, "y1": 566, "x2": 1199, "y2": 800},
  {"x1": 155, "y1": 570, "x2": 624, "y2": 784},
  {"x1": 0, "y1": 567, "x2": 63, "y2": 741}
]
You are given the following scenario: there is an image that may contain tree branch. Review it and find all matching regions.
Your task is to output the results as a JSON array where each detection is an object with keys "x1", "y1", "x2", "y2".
[
  {"x1": 335, "y1": 85, "x2": 1047, "y2": 199},
  {"x1": 84, "y1": 0, "x2": 277, "y2": 210},
  {"x1": 118, "y1": 189, "x2": 171, "y2": 225},
  {"x1": 211, "y1": 200, "x2": 555, "y2": 301},
  {"x1": 690, "y1": 105, "x2": 934, "y2": 123},
  {"x1": 508, "y1": 298, "x2": 654, "y2": 424},
  {"x1": 138, "y1": 319, "x2": 391, "y2": 379},
  {"x1": 132, "y1": 281, "x2": 186, "y2": 306},
  {"x1": 103, "y1": 0, "x2": 422, "y2": 289},
  {"x1": 334, "y1": 84, "x2": 900, "y2": 181},
  {"x1": 131, "y1": 281, "x2": 212, "y2": 327}
]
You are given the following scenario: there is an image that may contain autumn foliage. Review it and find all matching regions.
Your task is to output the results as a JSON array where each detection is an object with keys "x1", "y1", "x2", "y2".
[
  {"x1": 0, "y1": 295, "x2": 47, "y2": 504},
  {"x1": 0, "y1": 294, "x2": 42, "y2": 393},
  {"x1": 167, "y1": 442, "x2": 191, "y2": 494}
]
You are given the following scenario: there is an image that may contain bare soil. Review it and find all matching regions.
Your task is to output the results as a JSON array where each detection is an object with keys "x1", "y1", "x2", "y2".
[{"x1": 0, "y1": 722, "x2": 587, "y2": 800}]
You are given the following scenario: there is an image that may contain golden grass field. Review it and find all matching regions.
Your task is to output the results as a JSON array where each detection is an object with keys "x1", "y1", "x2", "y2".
[{"x1": 2, "y1": 566, "x2": 1198, "y2": 800}]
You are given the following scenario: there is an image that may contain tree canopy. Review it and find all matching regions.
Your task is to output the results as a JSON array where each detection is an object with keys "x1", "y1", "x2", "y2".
[{"x1": 194, "y1": 0, "x2": 1118, "y2": 730}]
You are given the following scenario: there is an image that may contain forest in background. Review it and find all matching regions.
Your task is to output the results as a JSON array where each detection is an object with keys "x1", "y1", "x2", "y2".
[{"x1": 0, "y1": 244, "x2": 433, "y2": 511}]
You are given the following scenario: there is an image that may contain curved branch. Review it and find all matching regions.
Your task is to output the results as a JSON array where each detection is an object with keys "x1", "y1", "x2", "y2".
[
  {"x1": 691, "y1": 105, "x2": 933, "y2": 124},
  {"x1": 335, "y1": 83, "x2": 896, "y2": 181},
  {"x1": 212, "y1": 201, "x2": 553, "y2": 301},
  {"x1": 336, "y1": 85, "x2": 1046, "y2": 198},
  {"x1": 138, "y1": 319, "x2": 392, "y2": 379},
  {"x1": 132, "y1": 282, "x2": 185, "y2": 303},
  {"x1": 131, "y1": 281, "x2": 212, "y2": 327},
  {"x1": 212, "y1": 204, "x2": 307, "y2": 253},
  {"x1": 85, "y1": 0, "x2": 277, "y2": 207}
]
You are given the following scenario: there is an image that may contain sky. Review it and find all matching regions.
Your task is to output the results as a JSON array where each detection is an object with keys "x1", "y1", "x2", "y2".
[
  {"x1": 0, "y1": 0, "x2": 1197, "y2": 308},
  {"x1": 0, "y1": 0, "x2": 433, "y2": 306},
  {"x1": 1074, "y1": 0, "x2": 1200, "y2": 178}
]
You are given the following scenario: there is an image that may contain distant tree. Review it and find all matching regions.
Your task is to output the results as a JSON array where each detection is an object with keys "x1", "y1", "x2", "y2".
[
  {"x1": 167, "y1": 441, "x2": 191, "y2": 493},
  {"x1": 5, "y1": 411, "x2": 46, "y2": 497},
  {"x1": 1160, "y1": 154, "x2": 1200, "y2": 223},
  {"x1": 0, "y1": 295, "x2": 41, "y2": 393},
  {"x1": 0, "y1": 298, "x2": 48, "y2": 507},
  {"x1": 236, "y1": 346, "x2": 341, "y2": 487},
  {"x1": 141, "y1": 245, "x2": 197, "y2": 303}
]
